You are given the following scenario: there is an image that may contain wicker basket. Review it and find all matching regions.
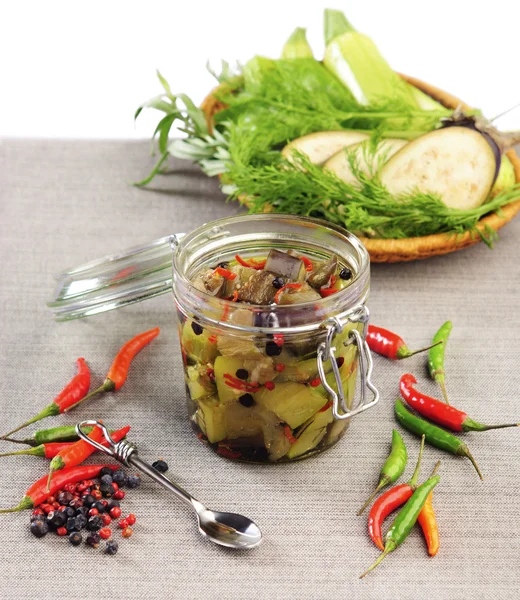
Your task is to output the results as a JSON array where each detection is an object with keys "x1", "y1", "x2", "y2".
[{"x1": 200, "y1": 75, "x2": 520, "y2": 263}]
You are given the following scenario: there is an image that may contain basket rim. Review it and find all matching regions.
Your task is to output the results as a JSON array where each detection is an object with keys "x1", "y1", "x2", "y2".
[{"x1": 200, "y1": 73, "x2": 520, "y2": 263}]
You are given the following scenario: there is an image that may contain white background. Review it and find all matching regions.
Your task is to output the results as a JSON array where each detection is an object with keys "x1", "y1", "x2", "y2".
[{"x1": 1, "y1": 0, "x2": 519, "y2": 138}]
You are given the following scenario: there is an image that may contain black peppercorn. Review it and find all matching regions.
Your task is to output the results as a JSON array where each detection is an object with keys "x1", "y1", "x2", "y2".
[
  {"x1": 191, "y1": 321, "x2": 203, "y2": 336},
  {"x1": 266, "y1": 341, "x2": 282, "y2": 356},
  {"x1": 339, "y1": 267, "x2": 352, "y2": 280},
  {"x1": 239, "y1": 394, "x2": 255, "y2": 408}
]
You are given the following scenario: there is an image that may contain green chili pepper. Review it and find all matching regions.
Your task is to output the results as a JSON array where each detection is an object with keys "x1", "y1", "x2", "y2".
[
  {"x1": 395, "y1": 399, "x2": 483, "y2": 480},
  {"x1": 357, "y1": 429, "x2": 408, "y2": 515},
  {"x1": 360, "y1": 474, "x2": 441, "y2": 578},
  {"x1": 428, "y1": 321, "x2": 452, "y2": 404},
  {"x1": 2, "y1": 425, "x2": 97, "y2": 447}
]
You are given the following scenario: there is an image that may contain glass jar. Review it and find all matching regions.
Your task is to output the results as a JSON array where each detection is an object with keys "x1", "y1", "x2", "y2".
[{"x1": 49, "y1": 214, "x2": 379, "y2": 463}]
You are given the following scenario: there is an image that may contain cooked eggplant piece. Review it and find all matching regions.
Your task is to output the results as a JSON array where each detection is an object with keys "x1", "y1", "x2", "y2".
[
  {"x1": 265, "y1": 249, "x2": 306, "y2": 282},
  {"x1": 192, "y1": 269, "x2": 226, "y2": 297},
  {"x1": 237, "y1": 270, "x2": 278, "y2": 304},
  {"x1": 307, "y1": 255, "x2": 338, "y2": 289},
  {"x1": 277, "y1": 282, "x2": 321, "y2": 305}
]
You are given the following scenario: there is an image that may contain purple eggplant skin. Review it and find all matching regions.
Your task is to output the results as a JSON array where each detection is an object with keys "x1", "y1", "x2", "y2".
[{"x1": 441, "y1": 115, "x2": 501, "y2": 182}]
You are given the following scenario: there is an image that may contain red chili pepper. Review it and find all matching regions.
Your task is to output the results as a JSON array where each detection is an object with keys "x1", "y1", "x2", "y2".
[
  {"x1": 64, "y1": 328, "x2": 160, "y2": 412},
  {"x1": 367, "y1": 325, "x2": 441, "y2": 360},
  {"x1": 274, "y1": 283, "x2": 302, "y2": 304},
  {"x1": 273, "y1": 334, "x2": 284, "y2": 347},
  {"x1": 300, "y1": 256, "x2": 313, "y2": 272},
  {"x1": 264, "y1": 381, "x2": 275, "y2": 391},
  {"x1": 208, "y1": 335, "x2": 218, "y2": 344},
  {"x1": 319, "y1": 401, "x2": 333, "y2": 412},
  {"x1": 400, "y1": 373, "x2": 519, "y2": 432},
  {"x1": 47, "y1": 425, "x2": 130, "y2": 489},
  {"x1": 235, "y1": 255, "x2": 266, "y2": 270},
  {"x1": 319, "y1": 287, "x2": 339, "y2": 298},
  {"x1": 231, "y1": 290, "x2": 239, "y2": 302},
  {"x1": 283, "y1": 425, "x2": 297, "y2": 444},
  {"x1": 367, "y1": 436, "x2": 427, "y2": 551},
  {"x1": 1, "y1": 358, "x2": 91, "y2": 439},
  {"x1": 274, "y1": 364, "x2": 286, "y2": 372},
  {"x1": 0, "y1": 441, "x2": 74, "y2": 460},
  {"x1": 0, "y1": 464, "x2": 118, "y2": 513},
  {"x1": 214, "y1": 267, "x2": 236, "y2": 280},
  {"x1": 223, "y1": 374, "x2": 260, "y2": 392},
  {"x1": 216, "y1": 445, "x2": 242, "y2": 459},
  {"x1": 309, "y1": 377, "x2": 321, "y2": 387}
]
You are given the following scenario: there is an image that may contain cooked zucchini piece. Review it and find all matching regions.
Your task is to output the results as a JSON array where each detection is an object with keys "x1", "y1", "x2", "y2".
[
  {"x1": 214, "y1": 356, "x2": 252, "y2": 404},
  {"x1": 286, "y1": 407, "x2": 334, "y2": 459},
  {"x1": 275, "y1": 355, "x2": 332, "y2": 383},
  {"x1": 255, "y1": 382, "x2": 328, "y2": 428},
  {"x1": 185, "y1": 365, "x2": 215, "y2": 400},
  {"x1": 225, "y1": 403, "x2": 290, "y2": 461},
  {"x1": 181, "y1": 320, "x2": 219, "y2": 364},
  {"x1": 197, "y1": 395, "x2": 227, "y2": 443}
]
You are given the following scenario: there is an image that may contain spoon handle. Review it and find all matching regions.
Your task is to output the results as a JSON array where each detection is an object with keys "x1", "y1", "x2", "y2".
[
  {"x1": 75, "y1": 420, "x2": 201, "y2": 510},
  {"x1": 128, "y1": 453, "x2": 199, "y2": 509}
]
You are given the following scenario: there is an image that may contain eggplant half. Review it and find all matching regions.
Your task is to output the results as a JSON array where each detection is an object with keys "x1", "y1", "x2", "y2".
[
  {"x1": 324, "y1": 138, "x2": 407, "y2": 187},
  {"x1": 380, "y1": 111, "x2": 520, "y2": 210},
  {"x1": 281, "y1": 130, "x2": 369, "y2": 166}
]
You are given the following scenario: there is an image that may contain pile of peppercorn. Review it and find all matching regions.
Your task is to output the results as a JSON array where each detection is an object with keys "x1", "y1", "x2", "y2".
[{"x1": 29, "y1": 466, "x2": 141, "y2": 554}]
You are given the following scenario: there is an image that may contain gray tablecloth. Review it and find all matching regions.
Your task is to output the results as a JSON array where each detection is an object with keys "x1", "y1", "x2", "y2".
[{"x1": 1, "y1": 139, "x2": 519, "y2": 600}]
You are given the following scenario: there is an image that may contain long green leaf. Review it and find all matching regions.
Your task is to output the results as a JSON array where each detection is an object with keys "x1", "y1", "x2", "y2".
[
  {"x1": 135, "y1": 94, "x2": 174, "y2": 120},
  {"x1": 156, "y1": 70, "x2": 175, "y2": 100},
  {"x1": 132, "y1": 152, "x2": 169, "y2": 186}
]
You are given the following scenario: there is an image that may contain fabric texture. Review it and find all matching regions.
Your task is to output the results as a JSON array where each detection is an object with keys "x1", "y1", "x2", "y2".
[{"x1": 0, "y1": 139, "x2": 519, "y2": 600}]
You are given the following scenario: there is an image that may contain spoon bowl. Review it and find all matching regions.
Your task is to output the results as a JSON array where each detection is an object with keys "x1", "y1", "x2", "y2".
[{"x1": 197, "y1": 508, "x2": 263, "y2": 549}]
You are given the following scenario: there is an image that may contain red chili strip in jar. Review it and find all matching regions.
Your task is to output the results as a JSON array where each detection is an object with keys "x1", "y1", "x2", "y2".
[
  {"x1": 273, "y1": 334, "x2": 284, "y2": 347},
  {"x1": 223, "y1": 374, "x2": 260, "y2": 392},
  {"x1": 208, "y1": 335, "x2": 217, "y2": 344},
  {"x1": 216, "y1": 445, "x2": 242, "y2": 459},
  {"x1": 283, "y1": 425, "x2": 297, "y2": 444},
  {"x1": 235, "y1": 255, "x2": 266, "y2": 270},
  {"x1": 300, "y1": 256, "x2": 314, "y2": 272},
  {"x1": 214, "y1": 267, "x2": 236, "y2": 280},
  {"x1": 319, "y1": 401, "x2": 333, "y2": 412},
  {"x1": 274, "y1": 283, "x2": 303, "y2": 304},
  {"x1": 231, "y1": 290, "x2": 239, "y2": 302},
  {"x1": 320, "y1": 288, "x2": 339, "y2": 298}
]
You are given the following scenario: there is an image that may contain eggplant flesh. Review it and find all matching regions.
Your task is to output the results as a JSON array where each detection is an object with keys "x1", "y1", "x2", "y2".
[
  {"x1": 277, "y1": 282, "x2": 321, "y2": 306},
  {"x1": 307, "y1": 255, "x2": 338, "y2": 289},
  {"x1": 192, "y1": 269, "x2": 226, "y2": 297},
  {"x1": 324, "y1": 138, "x2": 407, "y2": 187},
  {"x1": 281, "y1": 130, "x2": 369, "y2": 166},
  {"x1": 237, "y1": 270, "x2": 277, "y2": 304},
  {"x1": 380, "y1": 127, "x2": 497, "y2": 210},
  {"x1": 265, "y1": 249, "x2": 306, "y2": 282}
]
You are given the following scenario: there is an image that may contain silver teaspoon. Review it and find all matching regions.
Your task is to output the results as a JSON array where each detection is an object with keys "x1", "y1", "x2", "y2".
[{"x1": 76, "y1": 420, "x2": 262, "y2": 549}]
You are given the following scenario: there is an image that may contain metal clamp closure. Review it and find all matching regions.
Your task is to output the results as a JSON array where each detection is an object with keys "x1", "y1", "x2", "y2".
[{"x1": 316, "y1": 306, "x2": 379, "y2": 421}]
